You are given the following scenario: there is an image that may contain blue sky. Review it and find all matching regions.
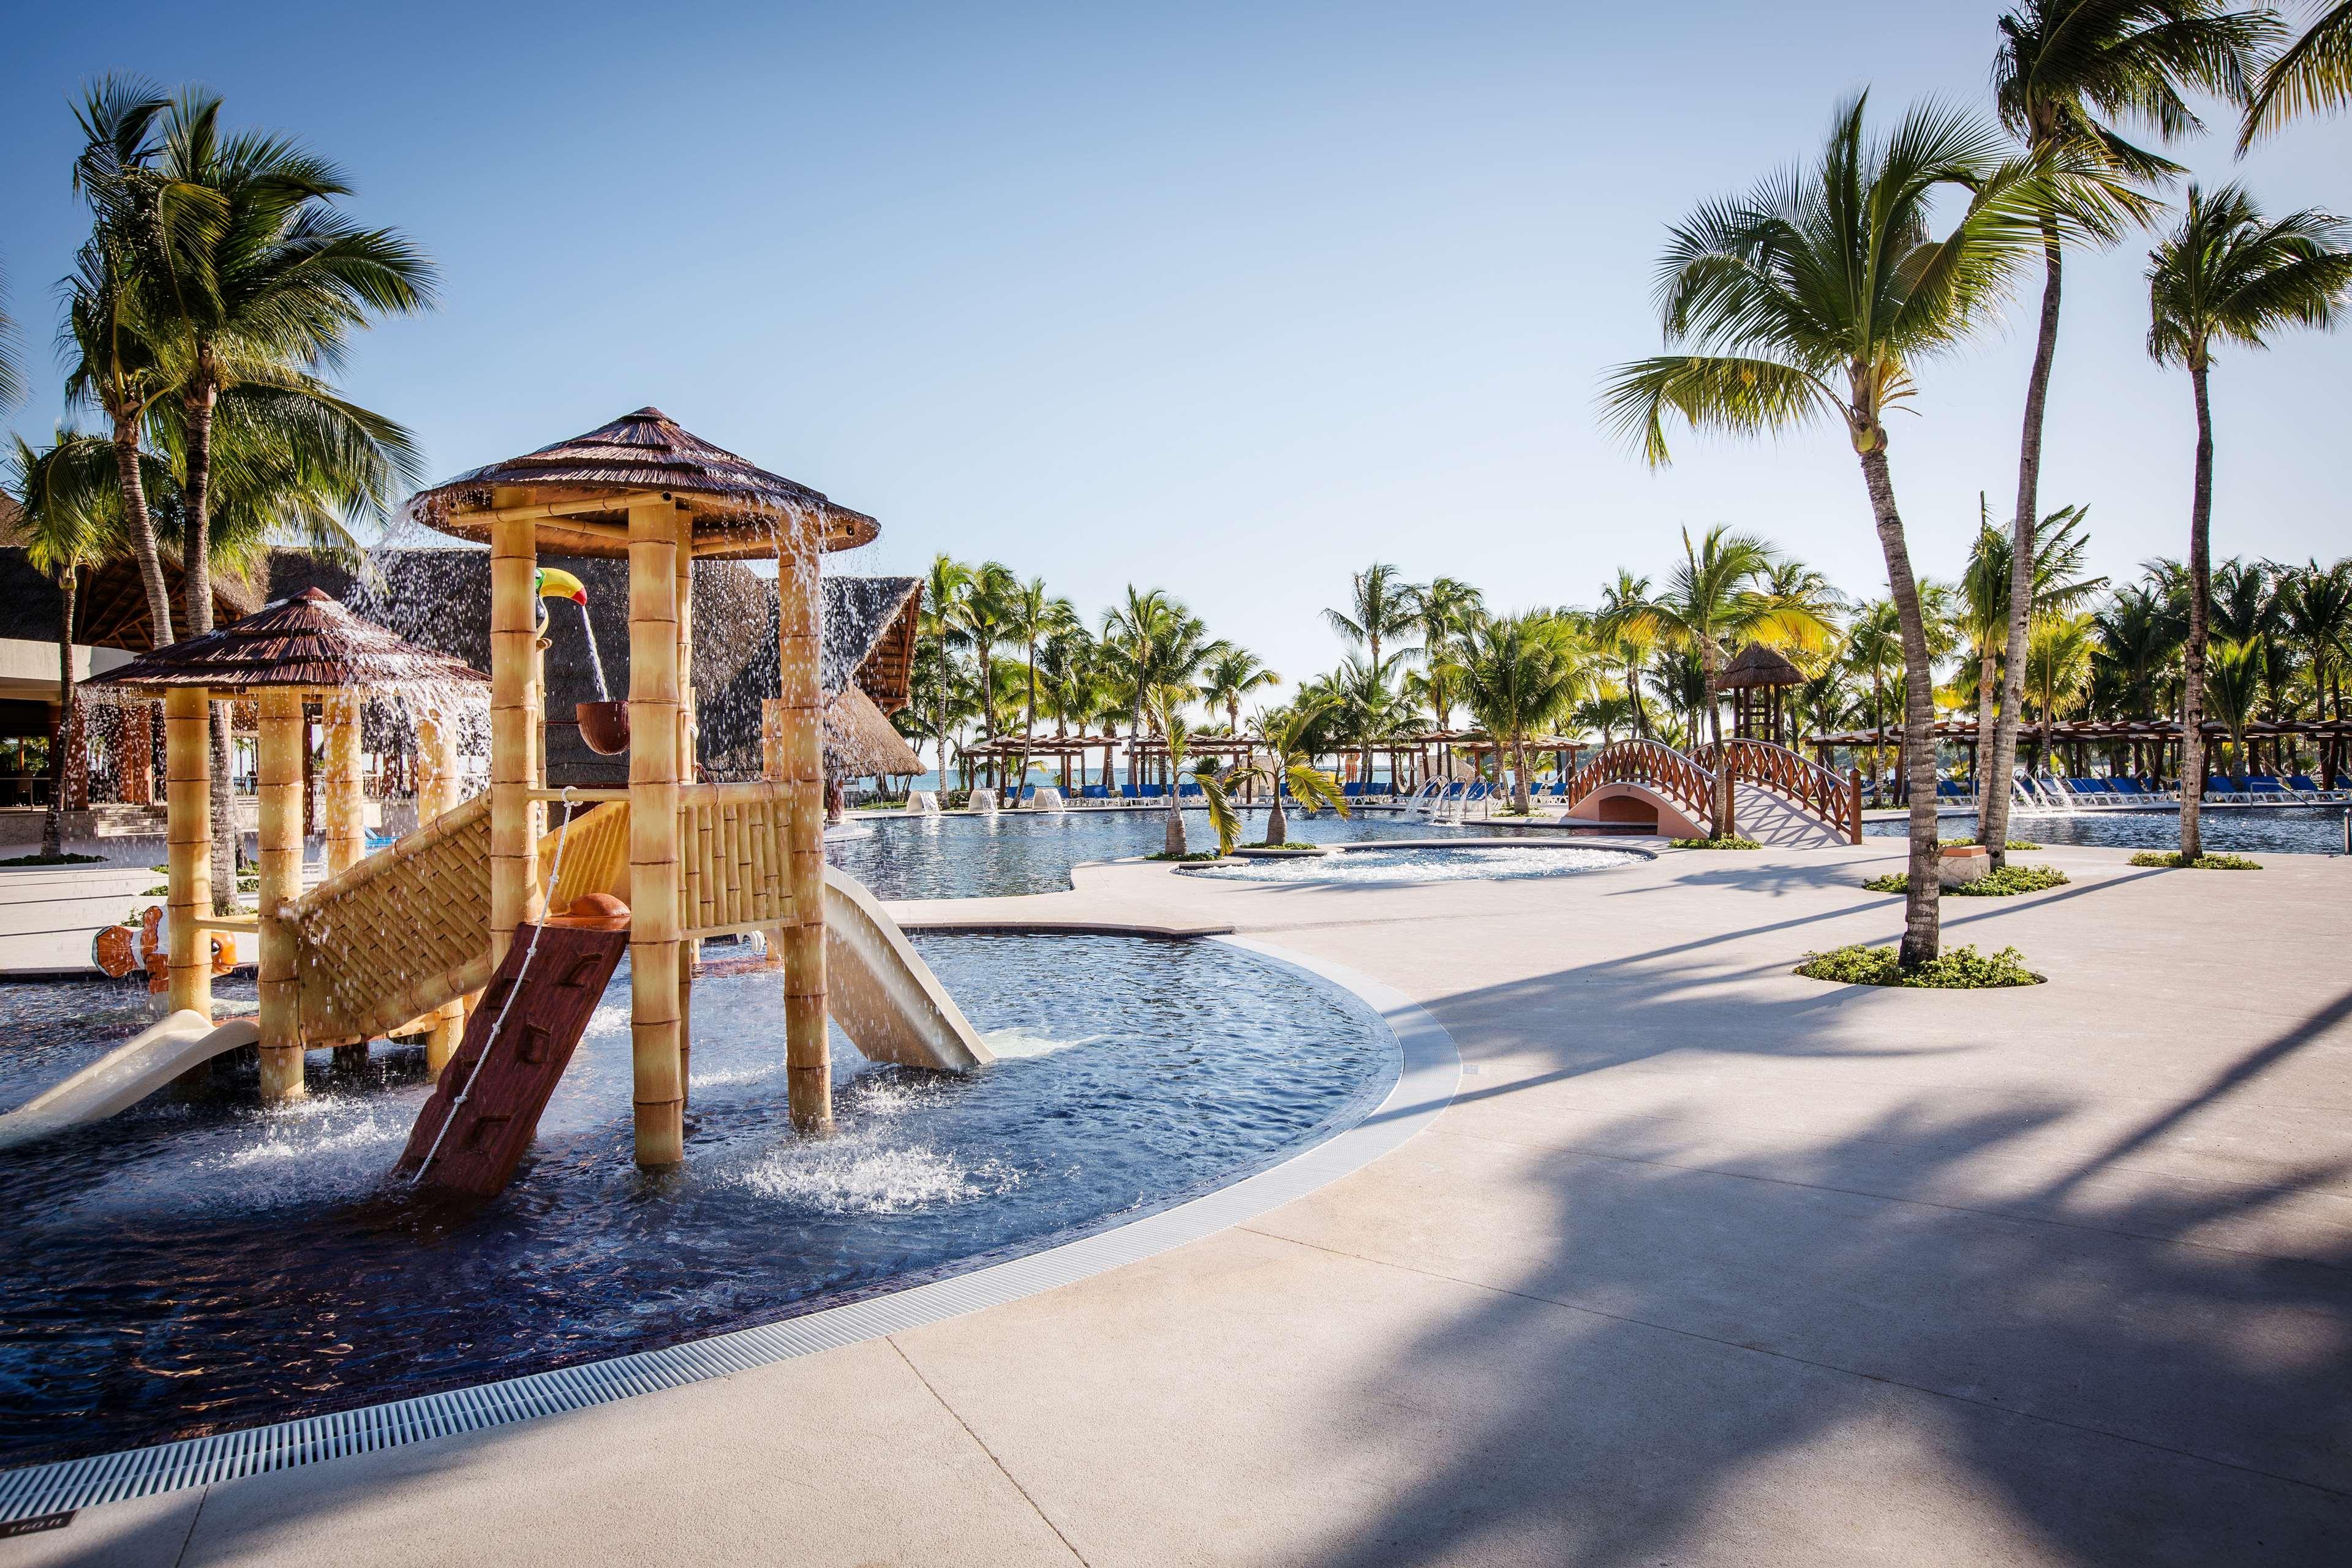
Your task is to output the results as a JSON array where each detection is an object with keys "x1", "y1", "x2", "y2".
[{"x1": 5, "y1": 1, "x2": 2346, "y2": 700}]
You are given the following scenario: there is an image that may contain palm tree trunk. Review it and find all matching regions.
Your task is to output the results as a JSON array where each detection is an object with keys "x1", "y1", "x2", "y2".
[
  {"x1": 1972, "y1": 644, "x2": 1998, "y2": 802},
  {"x1": 1702, "y1": 646, "x2": 1730, "y2": 839},
  {"x1": 44, "y1": 575, "x2": 77, "y2": 860},
  {"x1": 1510, "y1": 736, "x2": 1531, "y2": 814},
  {"x1": 1267, "y1": 784, "x2": 1287, "y2": 846},
  {"x1": 1986, "y1": 230, "x2": 2063, "y2": 869},
  {"x1": 1859, "y1": 442, "x2": 1940, "y2": 967},
  {"x1": 183, "y1": 377, "x2": 241, "y2": 909},
  {"x1": 2180, "y1": 362, "x2": 2213, "y2": 862},
  {"x1": 111, "y1": 413, "x2": 173, "y2": 647}
]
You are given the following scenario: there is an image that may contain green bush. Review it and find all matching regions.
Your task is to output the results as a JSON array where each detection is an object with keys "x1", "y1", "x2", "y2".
[
  {"x1": 1940, "y1": 836, "x2": 2040, "y2": 850},
  {"x1": 1242, "y1": 841, "x2": 1325, "y2": 853},
  {"x1": 1146, "y1": 849, "x2": 1226, "y2": 862},
  {"x1": 0, "y1": 851, "x2": 107, "y2": 866},
  {"x1": 1861, "y1": 864, "x2": 2070, "y2": 897},
  {"x1": 1670, "y1": 835, "x2": 1763, "y2": 850},
  {"x1": 1796, "y1": 942, "x2": 2044, "y2": 988},
  {"x1": 2128, "y1": 851, "x2": 2261, "y2": 870}
]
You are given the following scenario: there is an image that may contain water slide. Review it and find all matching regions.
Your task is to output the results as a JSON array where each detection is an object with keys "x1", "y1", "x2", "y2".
[
  {"x1": 0, "y1": 1012, "x2": 260, "y2": 1153},
  {"x1": 0, "y1": 802, "x2": 989, "y2": 1150}
]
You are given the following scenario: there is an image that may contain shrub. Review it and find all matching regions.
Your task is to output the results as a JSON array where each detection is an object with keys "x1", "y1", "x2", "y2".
[
  {"x1": 1670, "y1": 835, "x2": 1763, "y2": 850},
  {"x1": 2128, "y1": 851, "x2": 2261, "y2": 870},
  {"x1": 1242, "y1": 842, "x2": 1325, "y2": 853},
  {"x1": 1146, "y1": 849, "x2": 1226, "y2": 862},
  {"x1": 1796, "y1": 943, "x2": 2043, "y2": 988},
  {"x1": 1861, "y1": 864, "x2": 2069, "y2": 897},
  {"x1": 0, "y1": 851, "x2": 107, "y2": 866}
]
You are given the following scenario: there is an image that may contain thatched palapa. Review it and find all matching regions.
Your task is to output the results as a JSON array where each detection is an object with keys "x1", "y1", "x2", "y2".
[
  {"x1": 86, "y1": 587, "x2": 489, "y2": 695},
  {"x1": 823, "y1": 685, "x2": 924, "y2": 778},
  {"x1": 1717, "y1": 643, "x2": 1804, "y2": 690},
  {"x1": 407, "y1": 407, "x2": 880, "y2": 559}
]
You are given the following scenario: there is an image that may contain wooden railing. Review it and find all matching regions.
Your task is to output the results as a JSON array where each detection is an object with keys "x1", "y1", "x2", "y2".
[
  {"x1": 1566, "y1": 737, "x2": 1862, "y2": 843},
  {"x1": 1564, "y1": 739, "x2": 1714, "y2": 824},
  {"x1": 1692, "y1": 739, "x2": 1863, "y2": 843}
]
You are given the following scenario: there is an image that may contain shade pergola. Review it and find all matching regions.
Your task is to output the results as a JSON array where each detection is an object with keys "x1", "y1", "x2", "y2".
[
  {"x1": 410, "y1": 407, "x2": 876, "y2": 1166},
  {"x1": 86, "y1": 589, "x2": 489, "y2": 1095},
  {"x1": 1807, "y1": 714, "x2": 2352, "y2": 795}
]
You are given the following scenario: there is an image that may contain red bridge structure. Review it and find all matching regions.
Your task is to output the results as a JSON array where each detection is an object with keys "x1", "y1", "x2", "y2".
[{"x1": 1564, "y1": 738, "x2": 1862, "y2": 846}]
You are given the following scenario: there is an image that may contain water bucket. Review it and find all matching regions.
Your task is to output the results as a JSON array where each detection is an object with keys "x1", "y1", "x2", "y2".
[{"x1": 576, "y1": 701, "x2": 630, "y2": 755}]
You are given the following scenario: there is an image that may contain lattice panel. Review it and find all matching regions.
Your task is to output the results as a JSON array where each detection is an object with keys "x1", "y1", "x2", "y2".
[{"x1": 293, "y1": 794, "x2": 494, "y2": 1042}]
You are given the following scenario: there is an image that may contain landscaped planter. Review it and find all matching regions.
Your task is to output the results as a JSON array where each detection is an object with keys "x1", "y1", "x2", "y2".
[{"x1": 1936, "y1": 844, "x2": 1990, "y2": 891}]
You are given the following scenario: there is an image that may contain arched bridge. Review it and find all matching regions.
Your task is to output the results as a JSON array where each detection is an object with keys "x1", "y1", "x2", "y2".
[{"x1": 1565, "y1": 738, "x2": 1861, "y2": 846}]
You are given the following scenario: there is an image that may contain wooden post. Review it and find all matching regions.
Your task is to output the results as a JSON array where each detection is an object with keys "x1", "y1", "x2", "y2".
[
  {"x1": 490, "y1": 511, "x2": 541, "y2": 967},
  {"x1": 323, "y1": 693, "x2": 365, "y2": 878},
  {"x1": 164, "y1": 687, "x2": 213, "y2": 1020},
  {"x1": 416, "y1": 711, "x2": 467, "y2": 1075},
  {"x1": 628, "y1": 498, "x2": 685, "y2": 1167},
  {"x1": 257, "y1": 689, "x2": 306, "y2": 1099},
  {"x1": 777, "y1": 543, "x2": 830, "y2": 1134},
  {"x1": 676, "y1": 516, "x2": 696, "y2": 1106}
]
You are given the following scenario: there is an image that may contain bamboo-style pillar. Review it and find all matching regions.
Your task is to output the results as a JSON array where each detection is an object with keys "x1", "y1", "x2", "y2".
[
  {"x1": 323, "y1": 693, "x2": 366, "y2": 879},
  {"x1": 777, "y1": 540, "x2": 830, "y2": 1133},
  {"x1": 489, "y1": 511, "x2": 542, "y2": 967},
  {"x1": 164, "y1": 687, "x2": 214, "y2": 1020},
  {"x1": 627, "y1": 498, "x2": 685, "y2": 1167},
  {"x1": 257, "y1": 689, "x2": 307, "y2": 1099},
  {"x1": 675, "y1": 516, "x2": 697, "y2": 1104},
  {"x1": 415, "y1": 712, "x2": 467, "y2": 1075}
]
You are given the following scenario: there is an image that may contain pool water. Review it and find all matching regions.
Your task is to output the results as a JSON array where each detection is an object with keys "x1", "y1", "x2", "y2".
[
  {"x1": 0, "y1": 933, "x2": 1393, "y2": 1468},
  {"x1": 1866, "y1": 805, "x2": 2349, "y2": 856},
  {"x1": 825, "y1": 805, "x2": 1589, "y2": 899},
  {"x1": 1191, "y1": 844, "x2": 1642, "y2": 883}
]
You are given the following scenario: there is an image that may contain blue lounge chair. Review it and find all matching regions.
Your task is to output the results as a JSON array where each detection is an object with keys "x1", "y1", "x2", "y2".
[
  {"x1": 1119, "y1": 783, "x2": 1140, "y2": 801},
  {"x1": 1082, "y1": 784, "x2": 1109, "y2": 801},
  {"x1": 2242, "y1": 775, "x2": 2288, "y2": 796},
  {"x1": 1178, "y1": 780, "x2": 1202, "y2": 798}
]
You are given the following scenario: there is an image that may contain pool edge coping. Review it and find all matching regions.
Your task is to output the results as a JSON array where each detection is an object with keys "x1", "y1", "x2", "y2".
[{"x1": 0, "y1": 932, "x2": 1460, "y2": 1526}]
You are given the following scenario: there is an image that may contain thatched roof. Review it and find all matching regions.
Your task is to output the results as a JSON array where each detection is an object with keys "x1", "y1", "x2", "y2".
[
  {"x1": 1717, "y1": 643, "x2": 1804, "y2": 690},
  {"x1": 407, "y1": 407, "x2": 880, "y2": 560},
  {"x1": 0, "y1": 543, "x2": 262, "y2": 654},
  {"x1": 823, "y1": 684, "x2": 924, "y2": 778},
  {"x1": 85, "y1": 587, "x2": 490, "y2": 693},
  {"x1": 825, "y1": 576, "x2": 920, "y2": 714}
]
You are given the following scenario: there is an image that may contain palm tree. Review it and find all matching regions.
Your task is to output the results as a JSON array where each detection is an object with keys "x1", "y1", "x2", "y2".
[
  {"x1": 62, "y1": 77, "x2": 188, "y2": 647},
  {"x1": 955, "y1": 561, "x2": 1017, "y2": 792},
  {"x1": 1325, "y1": 564, "x2": 1420, "y2": 782},
  {"x1": 9, "y1": 435, "x2": 120, "y2": 857},
  {"x1": 2090, "y1": 582, "x2": 2178, "y2": 723},
  {"x1": 1145, "y1": 697, "x2": 1240, "y2": 857},
  {"x1": 2241, "y1": 2, "x2": 2352, "y2": 148},
  {"x1": 1602, "y1": 94, "x2": 2050, "y2": 963},
  {"x1": 1594, "y1": 570, "x2": 1660, "y2": 741},
  {"x1": 2026, "y1": 610, "x2": 2096, "y2": 769},
  {"x1": 1202, "y1": 646, "x2": 1280, "y2": 734},
  {"x1": 1449, "y1": 614, "x2": 1596, "y2": 815},
  {"x1": 1005, "y1": 576, "x2": 1075, "y2": 800},
  {"x1": 1961, "y1": 502, "x2": 2104, "y2": 843},
  {"x1": 1405, "y1": 576, "x2": 1484, "y2": 733},
  {"x1": 1609, "y1": 527, "x2": 1833, "y2": 837},
  {"x1": 1985, "y1": 0, "x2": 2273, "y2": 858},
  {"x1": 2146, "y1": 182, "x2": 2352, "y2": 857},
  {"x1": 920, "y1": 554, "x2": 971, "y2": 783},
  {"x1": 1227, "y1": 702, "x2": 1348, "y2": 847},
  {"x1": 2280, "y1": 560, "x2": 2351, "y2": 777},
  {"x1": 2204, "y1": 637, "x2": 2266, "y2": 783}
]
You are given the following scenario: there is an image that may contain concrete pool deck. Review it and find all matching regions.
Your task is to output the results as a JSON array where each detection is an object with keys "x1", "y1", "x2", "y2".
[{"x1": 13, "y1": 839, "x2": 2351, "y2": 1565}]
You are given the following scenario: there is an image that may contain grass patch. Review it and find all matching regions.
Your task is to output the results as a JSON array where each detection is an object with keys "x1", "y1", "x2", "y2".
[
  {"x1": 1796, "y1": 943, "x2": 2044, "y2": 989},
  {"x1": 0, "y1": 851, "x2": 108, "y2": 866},
  {"x1": 1241, "y1": 841, "x2": 1325, "y2": 853},
  {"x1": 1145, "y1": 849, "x2": 1226, "y2": 862},
  {"x1": 1670, "y1": 835, "x2": 1762, "y2": 850},
  {"x1": 1861, "y1": 864, "x2": 2071, "y2": 897},
  {"x1": 2128, "y1": 851, "x2": 2262, "y2": 870},
  {"x1": 1940, "y1": 836, "x2": 2040, "y2": 850}
]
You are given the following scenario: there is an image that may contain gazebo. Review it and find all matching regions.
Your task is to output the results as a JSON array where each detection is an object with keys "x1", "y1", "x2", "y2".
[
  {"x1": 85, "y1": 588, "x2": 488, "y2": 1098},
  {"x1": 407, "y1": 407, "x2": 876, "y2": 1167},
  {"x1": 1719, "y1": 643, "x2": 1804, "y2": 745}
]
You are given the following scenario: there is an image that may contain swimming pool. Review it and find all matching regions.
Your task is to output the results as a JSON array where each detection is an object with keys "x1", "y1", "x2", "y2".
[
  {"x1": 823, "y1": 806, "x2": 1594, "y2": 899},
  {"x1": 0, "y1": 933, "x2": 1393, "y2": 1468},
  {"x1": 1187, "y1": 843, "x2": 1645, "y2": 884},
  {"x1": 1866, "y1": 804, "x2": 2348, "y2": 856}
]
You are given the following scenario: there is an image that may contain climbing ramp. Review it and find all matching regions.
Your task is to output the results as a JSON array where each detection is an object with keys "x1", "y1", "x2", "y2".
[{"x1": 392, "y1": 921, "x2": 631, "y2": 1199}]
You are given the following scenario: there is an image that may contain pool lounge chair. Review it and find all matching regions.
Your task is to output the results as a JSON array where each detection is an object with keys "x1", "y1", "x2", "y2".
[
  {"x1": 2241, "y1": 775, "x2": 2290, "y2": 798},
  {"x1": 1935, "y1": 780, "x2": 1973, "y2": 804},
  {"x1": 2286, "y1": 774, "x2": 2348, "y2": 801}
]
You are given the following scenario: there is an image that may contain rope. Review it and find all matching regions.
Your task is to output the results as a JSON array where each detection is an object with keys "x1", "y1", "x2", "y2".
[{"x1": 410, "y1": 785, "x2": 577, "y2": 1185}]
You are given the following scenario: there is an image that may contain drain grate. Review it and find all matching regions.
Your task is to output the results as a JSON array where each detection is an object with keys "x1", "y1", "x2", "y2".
[{"x1": 0, "y1": 937, "x2": 1458, "y2": 1526}]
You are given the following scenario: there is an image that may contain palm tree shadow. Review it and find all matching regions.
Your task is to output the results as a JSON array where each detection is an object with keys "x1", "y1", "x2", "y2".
[{"x1": 1305, "y1": 980, "x2": 2352, "y2": 1566}]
